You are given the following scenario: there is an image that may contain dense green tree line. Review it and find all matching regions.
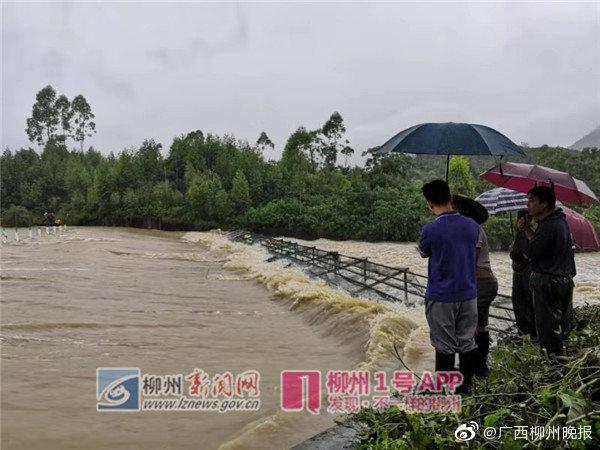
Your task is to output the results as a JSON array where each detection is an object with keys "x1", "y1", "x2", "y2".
[
  {"x1": 3, "y1": 134, "x2": 598, "y2": 249},
  {"x1": 2, "y1": 88, "x2": 599, "y2": 249}
]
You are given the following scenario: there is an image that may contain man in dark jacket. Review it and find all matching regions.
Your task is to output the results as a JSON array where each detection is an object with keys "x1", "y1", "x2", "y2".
[
  {"x1": 510, "y1": 210, "x2": 536, "y2": 337},
  {"x1": 519, "y1": 186, "x2": 576, "y2": 356}
]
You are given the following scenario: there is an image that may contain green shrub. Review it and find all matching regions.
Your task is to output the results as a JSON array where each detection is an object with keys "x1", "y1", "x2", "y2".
[
  {"x1": 1, "y1": 205, "x2": 41, "y2": 227},
  {"x1": 352, "y1": 305, "x2": 600, "y2": 449},
  {"x1": 483, "y1": 215, "x2": 514, "y2": 250},
  {"x1": 581, "y1": 205, "x2": 600, "y2": 235}
]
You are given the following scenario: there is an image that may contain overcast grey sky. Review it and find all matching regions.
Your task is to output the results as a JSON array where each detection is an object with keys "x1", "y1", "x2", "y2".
[{"x1": 2, "y1": 1, "x2": 599, "y2": 165}]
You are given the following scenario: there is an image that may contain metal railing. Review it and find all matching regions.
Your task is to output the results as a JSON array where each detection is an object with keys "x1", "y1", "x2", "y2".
[{"x1": 225, "y1": 230, "x2": 516, "y2": 333}]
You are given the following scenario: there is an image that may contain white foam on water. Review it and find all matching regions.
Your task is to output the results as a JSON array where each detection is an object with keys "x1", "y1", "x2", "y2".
[
  {"x1": 278, "y1": 236, "x2": 600, "y2": 306},
  {"x1": 181, "y1": 231, "x2": 433, "y2": 449}
]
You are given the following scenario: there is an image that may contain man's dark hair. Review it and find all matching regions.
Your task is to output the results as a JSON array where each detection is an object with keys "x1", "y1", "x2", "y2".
[
  {"x1": 422, "y1": 179, "x2": 451, "y2": 206},
  {"x1": 528, "y1": 185, "x2": 556, "y2": 209}
]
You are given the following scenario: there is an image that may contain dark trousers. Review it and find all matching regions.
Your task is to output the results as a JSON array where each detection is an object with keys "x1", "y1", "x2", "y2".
[
  {"x1": 512, "y1": 270, "x2": 536, "y2": 337},
  {"x1": 530, "y1": 272, "x2": 574, "y2": 355},
  {"x1": 476, "y1": 278, "x2": 499, "y2": 334}
]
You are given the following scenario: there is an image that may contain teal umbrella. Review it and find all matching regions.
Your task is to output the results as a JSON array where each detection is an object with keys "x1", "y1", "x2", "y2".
[{"x1": 377, "y1": 122, "x2": 525, "y2": 181}]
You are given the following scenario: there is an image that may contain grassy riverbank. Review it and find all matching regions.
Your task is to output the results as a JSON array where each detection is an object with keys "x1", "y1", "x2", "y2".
[{"x1": 351, "y1": 304, "x2": 600, "y2": 449}]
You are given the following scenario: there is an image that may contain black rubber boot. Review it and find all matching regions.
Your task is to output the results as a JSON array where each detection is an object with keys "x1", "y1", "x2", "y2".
[
  {"x1": 435, "y1": 351, "x2": 456, "y2": 372},
  {"x1": 455, "y1": 349, "x2": 478, "y2": 395},
  {"x1": 473, "y1": 332, "x2": 490, "y2": 376}
]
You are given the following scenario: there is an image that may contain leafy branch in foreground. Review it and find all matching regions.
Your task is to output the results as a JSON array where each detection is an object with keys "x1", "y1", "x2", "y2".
[{"x1": 351, "y1": 304, "x2": 600, "y2": 449}]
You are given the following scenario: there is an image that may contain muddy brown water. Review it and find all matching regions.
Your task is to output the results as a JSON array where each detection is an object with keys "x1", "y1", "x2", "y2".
[
  {"x1": 1, "y1": 228, "x2": 368, "y2": 449},
  {"x1": 2, "y1": 226, "x2": 598, "y2": 449}
]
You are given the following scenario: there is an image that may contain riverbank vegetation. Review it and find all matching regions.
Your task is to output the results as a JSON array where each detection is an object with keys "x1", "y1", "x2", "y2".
[
  {"x1": 2, "y1": 86, "x2": 599, "y2": 249},
  {"x1": 351, "y1": 304, "x2": 600, "y2": 449}
]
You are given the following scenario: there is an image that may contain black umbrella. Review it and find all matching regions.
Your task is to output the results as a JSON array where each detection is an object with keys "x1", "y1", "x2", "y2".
[
  {"x1": 452, "y1": 195, "x2": 489, "y2": 225},
  {"x1": 376, "y1": 122, "x2": 525, "y2": 181}
]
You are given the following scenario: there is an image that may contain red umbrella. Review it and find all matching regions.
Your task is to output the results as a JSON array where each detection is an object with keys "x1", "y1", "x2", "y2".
[
  {"x1": 561, "y1": 206, "x2": 600, "y2": 251},
  {"x1": 480, "y1": 162, "x2": 598, "y2": 205}
]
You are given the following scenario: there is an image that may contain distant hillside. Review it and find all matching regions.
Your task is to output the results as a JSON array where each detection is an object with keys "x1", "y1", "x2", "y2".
[{"x1": 570, "y1": 125, "x2": 600, "y2": 150}]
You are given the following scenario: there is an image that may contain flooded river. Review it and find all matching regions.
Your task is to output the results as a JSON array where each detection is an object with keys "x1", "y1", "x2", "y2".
[
  {"x1": 0, "y1": 227, "x2": 431, "y2": 449},
  {"x1": 1, "y1": 226, "x2": 598, "y2": 449},
  {"x1": 278, "y1": 236, "x2": 600, "y2": 306}
]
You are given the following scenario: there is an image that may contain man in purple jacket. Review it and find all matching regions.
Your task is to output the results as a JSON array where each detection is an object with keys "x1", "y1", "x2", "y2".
[{"x1": 418, "y1": 180, "x2": 480, "y2": 393}]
